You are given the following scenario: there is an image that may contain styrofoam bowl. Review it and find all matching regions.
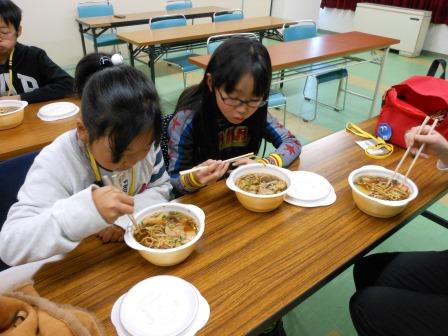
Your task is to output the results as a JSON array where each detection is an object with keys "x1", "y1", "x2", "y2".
[
  {"x1": 0, "y1": 100, "x2": 28, "y2": 130},
  {"x1": 226, "y1": 163, "x2": 292, "y2": 212},
  {"x1": 348, "y1": 165, "x2": 418, "y2": 218},
  {"x1": 124, "y1": 203, "x2": 205, "y2": 266}
]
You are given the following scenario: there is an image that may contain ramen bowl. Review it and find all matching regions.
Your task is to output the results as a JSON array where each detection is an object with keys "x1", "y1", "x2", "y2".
[
  {"x1": 0, "y1": 100, "x2": 28, "y2": 130},
  {"x1": 226, "y1": 163, "x2": 292, "y2": 212},
  {"x1": 124, "y1": 203, "x2": 205, "y2": 266},
  {"x1": 348, "y1": 165, "x2": 418, "y2": 218}
]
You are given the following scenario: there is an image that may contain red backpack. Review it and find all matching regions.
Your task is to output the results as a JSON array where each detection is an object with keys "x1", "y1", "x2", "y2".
[{"x1": 376, "y1": 59, "x2": 448, "y2": 148}]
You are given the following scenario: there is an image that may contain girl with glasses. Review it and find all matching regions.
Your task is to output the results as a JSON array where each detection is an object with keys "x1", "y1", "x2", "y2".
[{"x1": 166, "y1": 36, "x2": 301, "y2": 196}]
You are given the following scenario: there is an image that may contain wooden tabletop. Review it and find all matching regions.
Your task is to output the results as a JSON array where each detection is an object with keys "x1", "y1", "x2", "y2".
[
  {"x1": 117, "y1": 16, "x2": 295, "y2": 46},
  {"x1": 0, "y1": 98, "x2": 79, "y2": 160},
  {"x1": 75, "y1": 6, "x2": 228, "y2": 28},
  {"x1": 190, "y1": 31, "x2": 400, "y2": 72},
  {"x1": 32, "y1": 118, "x2": 448, "y2": 335}
]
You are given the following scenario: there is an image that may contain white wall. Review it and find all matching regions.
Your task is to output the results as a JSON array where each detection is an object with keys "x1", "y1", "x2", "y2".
[
  {"x1": 271, "y1": 0, "x2": 448, "y2": 55},
  {"x1": 15, "y1": 0, "x2": 271, "y2": 68}
]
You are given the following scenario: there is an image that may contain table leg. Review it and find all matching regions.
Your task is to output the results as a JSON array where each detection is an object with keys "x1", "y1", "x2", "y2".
[
  {"x1": 79, "y1": 23, "x2": 87, "y2": 56},
  {"x1": 148, "y1": 46, "x2": 156, "y2": 84},
  {"x1": 128, "y1": 43, "x2": 135, "y2": 67},
  {"x1": 369, "y1": 47, "x2": 390, "y2": 118},
  {"x1": 92, "y1": 28, "x2": 98, "y2": 53}
]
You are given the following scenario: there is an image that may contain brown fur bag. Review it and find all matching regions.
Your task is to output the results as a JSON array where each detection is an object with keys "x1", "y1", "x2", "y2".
[{"x1": 0, "y1": 282, "x2": 104, "y2": 336}]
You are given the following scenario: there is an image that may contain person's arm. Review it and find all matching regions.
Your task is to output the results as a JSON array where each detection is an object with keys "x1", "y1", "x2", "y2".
[
  {"x1": 261, "y1": 112, "x2": 302, "y2": 167},
  {"x1": 0, "y1": 149, "x2": 108, "y2": 266},
  {"x1": 19, "y1": 48, "x2": 74, "y2": 103},
  {"x1": 167, "y1": 111, "x2": 203, "y2": 195}
]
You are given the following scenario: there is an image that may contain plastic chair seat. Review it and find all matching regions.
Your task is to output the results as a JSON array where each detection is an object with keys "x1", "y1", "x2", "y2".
[
  {"x1": 165, "y1": 53, "x2": 199, "y2": 72},
  {"x1": 84, "y1": 33, "x2": 125, "y2": 47},
  {"x1": 268, "y1": 91, "x2": 286, "y2": 107},
  {"x1": 316, "y1": 68, "x2": 348, "y2": 84}
]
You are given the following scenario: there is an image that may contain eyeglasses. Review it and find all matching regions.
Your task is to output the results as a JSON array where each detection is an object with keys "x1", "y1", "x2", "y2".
[
  {"x1": 0, "y1": 31, "x2": 15, "y2": 39},
  {"x1": 217, "y1": 89, "x2": 267, "y2": 108}
]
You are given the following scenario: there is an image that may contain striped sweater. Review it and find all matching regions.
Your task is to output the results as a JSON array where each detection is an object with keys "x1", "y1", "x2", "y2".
[
  {"x1": 0, "y1": 129, "x2": 172, "y2": 265},
  {"x1": 167, "y1": 109, "x2": 301, "y2": 194}
]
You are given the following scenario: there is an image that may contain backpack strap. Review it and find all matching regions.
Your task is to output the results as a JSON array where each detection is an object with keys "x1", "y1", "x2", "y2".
[{"x1": 427, "y1": 59, "x2": 446, "y2": 79}]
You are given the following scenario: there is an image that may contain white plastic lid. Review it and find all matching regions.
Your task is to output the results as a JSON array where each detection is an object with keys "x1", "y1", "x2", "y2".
[
  {"x1": 37, "y1": 102, "x2": 79, "y2": 121},
  {"x1": 120, "y1": 276, "x2": 199, "y2": 336},
  {"x1": 287, "y1": 171, "x2": 332, "y2": 201}
]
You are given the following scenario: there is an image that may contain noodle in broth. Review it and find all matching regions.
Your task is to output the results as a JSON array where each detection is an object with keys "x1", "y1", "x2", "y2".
[
  {"x1": 354, "y1": 175, "x2": 410, "y2": 201},
  {"x1": 0, "y1": 106, "x2": 17, "y2": 114},
  {"x1": 134, "y1": 211, "x2": 197, "y2": 249},
  {"x1": 236, "y1": 173, "x2": 287, "y2": 195}
]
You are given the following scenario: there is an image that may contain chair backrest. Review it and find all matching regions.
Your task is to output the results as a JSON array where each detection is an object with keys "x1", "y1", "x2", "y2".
[
  {"x1": 206, "y1": 33, "x2": 257, "y2": 54},
  {"x1": 165, "y1": 0, "x2": 192, "y2": 11},
  {"x1": 77, "y1": 2, "x2": 114, "y2": 18},
  {"x1": 282, "y1": 20, "x2": 317, "y2": 42},
  {"x1": 149, "y1": 14, "x2": 187, "y2": 30},
  {"x1": 213, "y1": 9, "x2": 244, "y2": 23},
  {"x1": 0, "y1": 151, "x2": 39, "y2": 226}
]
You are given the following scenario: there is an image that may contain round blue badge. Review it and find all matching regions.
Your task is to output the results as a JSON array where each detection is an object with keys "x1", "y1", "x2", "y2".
[{"x1": 377, "y1": 122, "x2": 392, "y2": 141}]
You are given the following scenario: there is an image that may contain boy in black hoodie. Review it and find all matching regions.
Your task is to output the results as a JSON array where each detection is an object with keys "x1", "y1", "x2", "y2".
[{"x1": 0, "y1": 0, "x2": 74, "y2": 103}]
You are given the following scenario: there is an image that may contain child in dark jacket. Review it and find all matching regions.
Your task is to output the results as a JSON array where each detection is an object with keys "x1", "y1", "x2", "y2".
[{"x1": 0, "y1": 0, "x2": 73, "y2": 102}]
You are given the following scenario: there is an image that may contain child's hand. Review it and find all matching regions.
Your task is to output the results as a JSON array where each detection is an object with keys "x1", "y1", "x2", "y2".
[
  {"x1": 97, "y1": 225, "x2": 124, "y2": 243},
  {"x1": 194, "y1": 159, "x2": 229, "y2": 185},
  {"x1": 92, "y1": 186, "x2": 134, "y2": 224},
  {"x1": 405, "y1": 125, "x2": 448, "y2": 164}
]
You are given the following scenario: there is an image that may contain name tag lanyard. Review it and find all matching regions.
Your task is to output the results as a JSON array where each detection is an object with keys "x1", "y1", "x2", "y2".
[
  {"x1": 346, "y1": 122, "x2": 394, "y2": 159},
  {"x1": 7, "y1": 48, "x2": 14, "y2": 96},
  {"x1": 85, "y1": 145, "x2": 136, "y2": 195}
]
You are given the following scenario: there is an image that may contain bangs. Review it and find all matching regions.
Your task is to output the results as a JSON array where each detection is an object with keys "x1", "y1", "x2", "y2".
[{"x1": 208, "y1": 37, "x2": 272, "y2": 99}]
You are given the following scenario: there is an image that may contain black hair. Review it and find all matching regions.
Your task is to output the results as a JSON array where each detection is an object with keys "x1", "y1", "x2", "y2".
[
  {"x1": 74, "y1": 52, "x2": 111, "y2": 96},
  {"x1": 174, "y1": 36, "x2": 272, "y2": 163},
  {"x1": 79, "y1": 57, "x2": 162, "y2": 163},
  {"x1": 0, "y1": 0, "x2": 21, "y2": 32}
]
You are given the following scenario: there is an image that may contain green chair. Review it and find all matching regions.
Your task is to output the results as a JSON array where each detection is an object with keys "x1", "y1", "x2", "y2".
[
  {"x1": 282, "y1": 20, "x2": 348, "y2": 122},
  {"x1": 77, "y1": 1, "x2": 125, "y2": 52},
  {"x1": 149, "y1": 14, "x2": 200, "y2": 87}
]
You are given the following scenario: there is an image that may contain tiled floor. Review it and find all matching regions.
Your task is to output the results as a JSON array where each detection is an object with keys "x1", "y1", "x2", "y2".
[{"x1": 81, "y1": 39, "x2": 448, "y2": 336}]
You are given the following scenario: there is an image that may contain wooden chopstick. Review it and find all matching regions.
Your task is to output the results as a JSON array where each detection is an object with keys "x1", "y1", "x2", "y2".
[
  {"x1": 404, "y1": 119, "x2": 438, "y2": 179},
  {"x1": 387, "y1": 116, "x2": 430, "y2": 186},
  {"x1": 179, "y1": 152, "x2": 255, "y2": 176}
]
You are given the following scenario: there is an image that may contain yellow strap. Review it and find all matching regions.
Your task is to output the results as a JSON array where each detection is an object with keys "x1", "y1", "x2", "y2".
[
  {"x1": 346, "y1": 122, "x2": 394, "y2": 159},
  {"x1": 85, "y1": 145, "x2": 136, "y2": 195},
  {"x1": 7, "y1": 48, "x2": 14, "y2": 96}
]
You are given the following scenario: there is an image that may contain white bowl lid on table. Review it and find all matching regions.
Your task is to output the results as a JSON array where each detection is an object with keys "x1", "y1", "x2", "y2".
[
  {"x1": 112, "y1": 275, "x2": 210, "y2": 336},
  {"x1": 37, "y1": 102, "x2": 79, "y2": 121},
  {"x1": 284, "y1": 171, "x2": 336, "y2": 207}
]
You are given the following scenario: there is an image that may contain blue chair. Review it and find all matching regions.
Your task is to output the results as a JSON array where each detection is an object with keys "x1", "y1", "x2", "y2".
[
  {"x1": 212, "y1": 9, "x2": 244, "y2": 22},
  {"x1": 282, "y1": 20, "x2": 348, "y2": 122},
  {"x1": 0, "y1": 151, "x2": 39, "y2": 270},
  {"x1": 77, "y1": 1, "x2": 125, "y2": 52},
  {"x1": 149, "y1": 14, "x2": 200, "y2": 87},
  {"x1": 206, "y1": 33, "x2": 288, "y2": 124},
  {"x1": 165, "y1": 0, "x2": 192, "y2": 10}
]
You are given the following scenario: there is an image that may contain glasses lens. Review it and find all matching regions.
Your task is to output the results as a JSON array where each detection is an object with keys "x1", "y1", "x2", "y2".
[
  {"x1": 223, "y1": 98, "x2": 242, "y2": 107},
  {"x1": 248, "y1": 100, "x2": 267, "y2": 108}
]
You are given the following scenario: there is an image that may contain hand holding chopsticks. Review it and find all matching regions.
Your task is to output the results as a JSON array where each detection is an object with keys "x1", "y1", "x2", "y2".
[
  {"x1": 102, "y1": 175, "x2": 140, "y2": 229},
  {"x1": 388, "y1": 116, "x2": 438, "y2": 186}
]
